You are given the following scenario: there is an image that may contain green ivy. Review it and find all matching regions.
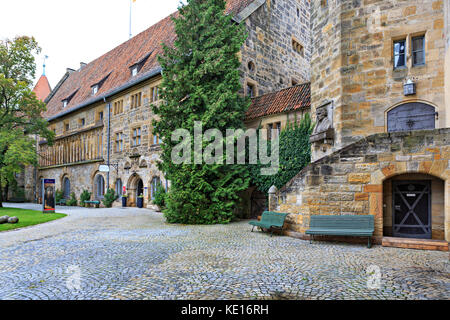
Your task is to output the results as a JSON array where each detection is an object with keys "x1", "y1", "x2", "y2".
[{"x1": 249, "y1": 113, "x2": 314, "y2": 194}]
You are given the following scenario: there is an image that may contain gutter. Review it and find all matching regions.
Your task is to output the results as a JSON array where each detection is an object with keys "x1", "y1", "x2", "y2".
[{"x1": 47, "y1": 66, "x2": 162, "y2": 122}]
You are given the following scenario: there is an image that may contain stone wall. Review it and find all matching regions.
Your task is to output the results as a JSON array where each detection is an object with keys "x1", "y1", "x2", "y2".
[
  {"x1": 310, "y1": 0, "x2": 447, "y2": 161},
  {"x1": 275, "y1": 128, "x2": 450, "y2": 241},
  {"x1": 240, "y1": 0, "x2": 311, "y2": 96}
]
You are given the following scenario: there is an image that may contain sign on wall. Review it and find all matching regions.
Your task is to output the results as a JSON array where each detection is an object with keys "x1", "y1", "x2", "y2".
[{"x1": 42, "y1": 179, "x2": 56, "y2": 213}]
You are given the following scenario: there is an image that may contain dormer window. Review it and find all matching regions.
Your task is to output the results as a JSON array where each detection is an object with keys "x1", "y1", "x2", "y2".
[
  {"x1": 131, "y1": 66, "x2": 138, "y2": 77},
  {"x1": 63, "y1": 100, "x2": 68, "y2": 108},
  {"x1": 92, "y1": 85, "x2": 98, "y2": 95}
]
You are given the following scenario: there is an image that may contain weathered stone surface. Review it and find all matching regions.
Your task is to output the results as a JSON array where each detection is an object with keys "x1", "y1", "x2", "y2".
[
  {"x1": 7, "y1": 217, "x2": 18, "y2": 224},
  {"x1": 0, "y1": 216, "x2": 9, "y2": 224}
]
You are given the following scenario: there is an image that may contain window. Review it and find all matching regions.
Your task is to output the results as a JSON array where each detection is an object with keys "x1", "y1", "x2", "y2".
[
  {"x1": 267, "y1": 122, "x2": 281, "y2": 140},
  {"x1": 65, "y1": 123, "x2": 70, "y2": 132},
  {"x1": 132, "y1": 127, "x2": 141, "y2": 146},
  {"x1": 113, "y1": 100, "x2": 124, "y2": 115},
  {"x1": 393, "y1": 39, "x2": 406, "y2": 69},
  {"x1": 63, "y1": 100, "x2": 68, "y2": 108},
  {"x1": 115, "y1": 179, "x2": 123, "y2": 197},
  {"x1": 246, "y1": 81, "x2": 256, "y2": 98},
  {"x1": 248, "y1": 61, "x2": 255, "y2": 72},
  {"x1": 151, "y1": 87, "x2": 160, "y2": 102},
  {"x1": 153, "y1": 134, "x2": 161, "y2": 145},
  {"x1": 292, "y1": 38, "x2": 304, "y2": 56},
  {"x1": 131, "y1": 66, "x2": 138, "y2": 77},
  {"x1": 97, "y1": 111, "x2": 104, "y2": 121},
  {"x1": 115, "y1": 132, "x2": 123, "y2": 152},
  {"x1": 412, "y1": 35, "x2": 425, "y2": 66},
  {"x1": 150, "y1": 176, "x2": 161, "y2": 200},
  {"x1": 79, "y1": 118, "x2": 85, "y2": 127},
  {"x1": 131, "y1": 92, "x2": 142, "y2": 109},
  {"x1": 95, "y1": 175, "x2": 105, "y2": 199},
  {"x1": 92, "y1": 85, "x2": 98, "y2": 95},
  {"x1": 297, "y1": 7, "x2": 300, "y2": 18}
]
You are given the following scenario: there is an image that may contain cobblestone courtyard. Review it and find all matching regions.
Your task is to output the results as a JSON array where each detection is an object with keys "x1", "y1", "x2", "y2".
[{"x1": 0, "y1": 203, "x2": 448, "y2": 300}]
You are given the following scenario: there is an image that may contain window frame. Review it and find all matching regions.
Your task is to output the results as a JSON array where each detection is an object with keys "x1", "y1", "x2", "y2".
[
  {"x1": 132, "y1": 127, "x2": 142, "y2": 146},
  {"x1": 411, "y1": 35, "x2": 425, "y2": 67},
  {"x1": 393, "y1": 38, "x2": 407, "y2": 69}
]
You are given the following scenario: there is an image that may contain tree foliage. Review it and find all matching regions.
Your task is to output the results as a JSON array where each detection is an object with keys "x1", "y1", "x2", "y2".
[
  {"x1": 249, "y1": 114, "x2": 314, "y2": 193},
  {"x1": 153, "y1": 0, "x2": 250, "y2": 224},
  {"x1": 0, "y1": 36, "x2": 54, "y2": 206}
]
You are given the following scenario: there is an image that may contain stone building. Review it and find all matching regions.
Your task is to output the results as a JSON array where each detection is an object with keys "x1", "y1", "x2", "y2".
[
  {"x1": 26, "y1": 0, "x2": 311, "y2": 208},
  {"x1": 273, "y1": 0, "x2": 450, "y2": 250}
]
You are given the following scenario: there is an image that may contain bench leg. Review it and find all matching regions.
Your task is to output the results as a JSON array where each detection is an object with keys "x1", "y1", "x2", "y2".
[
  {"x1": 368, "y1": 237, "x2": 372, "y2": 249},
  {"x1": 310, "y1": 235, "x2": 313, "y2": 244},
  {"x1": 251, "y1": 226, "x2": 254, "y2": 232}
]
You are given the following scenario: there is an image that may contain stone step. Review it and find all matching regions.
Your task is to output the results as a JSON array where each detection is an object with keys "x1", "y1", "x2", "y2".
[{"x1": 382, "y1": 237, "x2": 449, "y2": 252}]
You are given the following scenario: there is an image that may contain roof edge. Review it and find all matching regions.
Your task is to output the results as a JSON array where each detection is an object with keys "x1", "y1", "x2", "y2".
[{"x1": 47, "y1": 67, "x2": 162, "y2": 122}]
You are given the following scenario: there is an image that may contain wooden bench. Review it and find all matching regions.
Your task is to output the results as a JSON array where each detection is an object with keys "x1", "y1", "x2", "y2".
[
  {"x1": 56, "y1": 198, "x2": 67, "y2": 206},
  {"x1": 249, "y1": 211, "x2": 289, "y2": 237},
  {"x1": 84, "y1": 200, "x2": 100, "y2": 208},
  {"x1": 306, "y1": 215, "x2": 374, "y2": 248}
]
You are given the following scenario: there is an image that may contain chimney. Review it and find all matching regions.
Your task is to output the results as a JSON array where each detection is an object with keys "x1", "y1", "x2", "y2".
[{"x1": 79, "y1": 62, "x2": 87, "y2": 71}]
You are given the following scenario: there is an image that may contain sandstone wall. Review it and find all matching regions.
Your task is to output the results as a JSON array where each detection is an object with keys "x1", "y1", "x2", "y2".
[
  {"x1": 275, "y1": 129, "x2": 450, "y2": 241},
  {"x1": 310, "y1": 0, "x2": 447, "y2": 161},
  {"x1": 240, "y1": 0, "x2": 311, "y2": 96}
]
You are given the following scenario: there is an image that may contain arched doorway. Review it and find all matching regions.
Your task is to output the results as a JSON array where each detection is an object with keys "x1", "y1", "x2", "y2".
[
  {"x1": 63, "y1": 177, "x2": 71, "y2": 199},
  {"x1": 250, "y1": 189, "x2": 267, "y2": 219},
  {"x1": 94, "y1": 174, "x2": 105, "y2": 200},
  {"x1": 387, "y1": 102, "x2": 436, "y2": 132},
  {"x1": 127, "y1": 174, "x2": 144, "y2": 207},
  {"x1": 383, "y1": 173, "x2": 445, "y2": 240}
]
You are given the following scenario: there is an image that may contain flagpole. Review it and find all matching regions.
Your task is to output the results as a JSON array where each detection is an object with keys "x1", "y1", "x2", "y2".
[{"x1": 129, "y1": 0, "x2": 132, "y2": 39}]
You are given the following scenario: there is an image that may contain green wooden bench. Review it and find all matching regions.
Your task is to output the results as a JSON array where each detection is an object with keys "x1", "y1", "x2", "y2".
[
  {"x1": 84, "y1": 200, "x2": 100, "y2": 208},
  {"x1": 249, "y1": 211, "x2": 289, "y2": 237},
  {"x1": 306, "y1": 215, "x2": 375, "y2": 248},
  {"x1": 56, "y1": 198, "x2": 67, "y2": 206}
]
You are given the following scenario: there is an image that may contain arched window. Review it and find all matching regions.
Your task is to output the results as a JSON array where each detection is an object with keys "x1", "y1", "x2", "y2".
[
  {"x1": 63, "y1": 177, "x2": 71, "y2": 199},
  {"x1": 95, "y1": 175, "x2": 105, "y2": 199},
  {"x1": 150, "y1": 177, "x2": 161, "y2": 200},
  {"x1": 387, "y1": 102, "x2": 436, "y2": 132},
  {"x1": 115, "y1": 179, "x2": 123, "y2": 197}
]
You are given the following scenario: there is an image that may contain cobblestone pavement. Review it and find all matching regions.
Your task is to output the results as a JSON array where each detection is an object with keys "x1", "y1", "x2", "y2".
[{"x1": 0, "y1": 203, "x2": 448, "y2": 300}]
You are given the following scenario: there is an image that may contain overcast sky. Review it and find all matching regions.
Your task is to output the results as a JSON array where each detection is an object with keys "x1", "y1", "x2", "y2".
[{"x1": 0, "y1": 0, "x2": 186, "y2": 89}]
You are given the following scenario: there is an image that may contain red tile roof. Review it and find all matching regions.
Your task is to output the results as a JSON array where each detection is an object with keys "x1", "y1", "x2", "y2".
[
  {"x1": 33, "y1": 75, "x2": 51, "y2": 102},
  {"x1": 245, "y1": 83, "x2": 311, "y2": 121},
  {"x1": 44, "y1": 0, "x2": 260, "y2": 120}
]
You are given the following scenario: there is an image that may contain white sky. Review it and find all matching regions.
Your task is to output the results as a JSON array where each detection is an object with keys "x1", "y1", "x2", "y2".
[{"x1": 0, "y1": 0, "x2": 186, "y2": 89}]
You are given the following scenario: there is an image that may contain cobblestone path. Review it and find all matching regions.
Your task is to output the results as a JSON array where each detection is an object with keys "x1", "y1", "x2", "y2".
[{"x1": 0, "y1": 203, "x2": 448, "y2": 300}]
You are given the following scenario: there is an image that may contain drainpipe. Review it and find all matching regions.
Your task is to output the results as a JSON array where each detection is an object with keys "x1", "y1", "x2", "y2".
[{"x1": 104, "y1": 97, "x2": 111, "y2": 189}]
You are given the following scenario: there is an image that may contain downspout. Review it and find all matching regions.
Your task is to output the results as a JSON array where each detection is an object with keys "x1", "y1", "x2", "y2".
[{"x1": 104, "y1": 97, "x2": 111, "y2": 190}]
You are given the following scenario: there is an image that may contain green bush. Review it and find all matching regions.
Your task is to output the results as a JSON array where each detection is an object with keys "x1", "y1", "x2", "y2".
[
  {"x1": 102, "y1": 188, "x2": 117, "y2": 208},
  {"x1": 55, "y1": 189, "x2": 64, "y2": 203},
  {"x1": 80, "y1": 189, "x2": 91, "y2": 206},
  {"x1": 66, "y1": 192, "x2": 78, "y2": 206},
  {"x1": 153, "y1": 185, "x2": 167, "y2": 208}
]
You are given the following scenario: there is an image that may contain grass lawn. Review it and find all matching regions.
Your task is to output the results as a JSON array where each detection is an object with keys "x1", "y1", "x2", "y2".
[{"x1": 0, "y1": 207, "x2": 66, "y2": 232}]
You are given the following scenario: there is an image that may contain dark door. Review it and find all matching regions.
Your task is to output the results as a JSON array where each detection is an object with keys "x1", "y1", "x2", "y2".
[
  {"x1": 137, "y1": 180, "x2": 144, "y2": 198},
  {"x1": 387, "y1": 102, "x2": 436, "y2": 132},
  {"x1": 63, "y1": 178, "x2": 71, "y2": 199},
  {"x1": 392, "y1": 181, "x2": 431, "y2": 239},
  {"x1": 250, "y1": 189, "x2": 267, "y2": 219}
]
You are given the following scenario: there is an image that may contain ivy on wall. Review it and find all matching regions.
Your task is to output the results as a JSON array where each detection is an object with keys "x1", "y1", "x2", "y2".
[{"x1": 248, "y1": 113, "x2": 314, "y2": 194}]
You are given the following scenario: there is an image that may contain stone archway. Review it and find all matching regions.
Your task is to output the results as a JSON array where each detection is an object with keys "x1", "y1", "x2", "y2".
[{"x1": 127, "y1": 174, "x2": 144, "y2": 207}]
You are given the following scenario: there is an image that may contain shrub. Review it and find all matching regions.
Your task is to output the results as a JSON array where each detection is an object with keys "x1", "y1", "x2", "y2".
[
  {"x1": 80, "y1": 189, "x2": 91, "y2": 206},
  {"x1": 102, "y1": 188, "x2": 117, "y2": 208},
  {"x1": 153, "y1": 185, "x2": 167, "y2": 208},
  {"x1": 55, "y1": 189, "x2": 64, "y2": 203},
  {"x1": 66, "y1": 192, "x2": 78, "y2": 206}
]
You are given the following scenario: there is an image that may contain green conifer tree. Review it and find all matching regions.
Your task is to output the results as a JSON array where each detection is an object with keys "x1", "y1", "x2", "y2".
[{"x1": 153, "y1": 0, "x2": 250, "y2": 224}]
